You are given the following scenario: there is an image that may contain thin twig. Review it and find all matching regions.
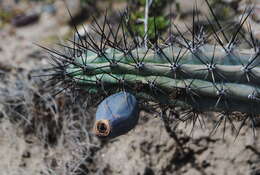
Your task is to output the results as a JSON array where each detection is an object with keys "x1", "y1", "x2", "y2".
[{"x1": 144, "y1": 0, "x2": 153, "y2": 49}]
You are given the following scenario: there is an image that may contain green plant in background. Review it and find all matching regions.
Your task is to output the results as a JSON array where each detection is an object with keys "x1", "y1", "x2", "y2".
[
  {"x1": 127, "y1": 0, "x2": 170, "y2": 41},
  {"x1": 129, "y1": 13, "x2": 170, "y2": 40}
]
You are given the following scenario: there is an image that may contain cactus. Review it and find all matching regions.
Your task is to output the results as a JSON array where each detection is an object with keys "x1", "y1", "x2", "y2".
[{"x1": 38, "y1": 0, "x2": 260, "y2": 137}]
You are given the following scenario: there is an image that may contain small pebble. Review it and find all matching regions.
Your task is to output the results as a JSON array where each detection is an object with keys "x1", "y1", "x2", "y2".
[{"x1": 22, "y1": 151, "x2": 31, "y2": 158}]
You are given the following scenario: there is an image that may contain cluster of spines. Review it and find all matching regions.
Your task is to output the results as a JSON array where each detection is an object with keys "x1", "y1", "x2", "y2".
[{"x1": 37, "y1": 0, "x2": 260, "y2": 137}]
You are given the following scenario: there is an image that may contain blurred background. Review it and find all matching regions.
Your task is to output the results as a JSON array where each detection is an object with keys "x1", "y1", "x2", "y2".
[
  {"x1": 0, "y1": 0, "x2": 260, "y2": 175},
  {"x1": 0, "y1": 0, "x2": 260, "y2": 68}
]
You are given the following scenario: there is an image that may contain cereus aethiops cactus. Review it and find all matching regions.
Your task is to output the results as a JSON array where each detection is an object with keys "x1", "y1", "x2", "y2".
[{"x1": 38, "y1": 0, "x2": 260, "y2": 137}]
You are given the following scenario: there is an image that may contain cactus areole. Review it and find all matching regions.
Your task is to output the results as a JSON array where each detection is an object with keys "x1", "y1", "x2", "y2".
[{"x1": 94, "y1": 92, "x2": 139, "y2": 138}]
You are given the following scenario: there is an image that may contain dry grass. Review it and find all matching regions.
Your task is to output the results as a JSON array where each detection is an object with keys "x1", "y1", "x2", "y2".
[{"x1": 0, "y1": 68, "x2": 103, "y2": 175}]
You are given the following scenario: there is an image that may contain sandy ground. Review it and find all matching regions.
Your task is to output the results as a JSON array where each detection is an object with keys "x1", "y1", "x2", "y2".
[{"x1": 1, "y1": 0, "x2": 260, "y2": 175}]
